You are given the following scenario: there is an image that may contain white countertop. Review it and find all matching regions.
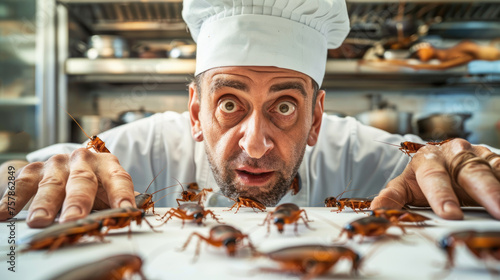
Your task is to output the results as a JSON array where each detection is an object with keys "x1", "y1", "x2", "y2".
[{"x1": 1, "y1": 207, "x2": 499, "y2": 280}]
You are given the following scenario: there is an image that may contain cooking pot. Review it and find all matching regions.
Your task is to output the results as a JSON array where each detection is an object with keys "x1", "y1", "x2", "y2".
[
  {"x1": 85, "y1": 35, "x2": 130, "y2": 59},
  {"x1": 356, "y1": 109, "x2": 414, "y2": 135},
  {"x1": 417, "y1": 113, "x2": 472, "y2": 141}
]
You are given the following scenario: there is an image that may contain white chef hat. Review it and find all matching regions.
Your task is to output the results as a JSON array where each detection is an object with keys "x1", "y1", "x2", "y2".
[{"x1": 182, "y1": 0, "x2": 350, "y2": 86}]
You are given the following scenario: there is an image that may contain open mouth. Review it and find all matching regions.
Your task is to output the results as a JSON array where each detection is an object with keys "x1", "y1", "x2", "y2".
[{"x1": 235, "y1": 169, "x2": 274, "y2": 185}]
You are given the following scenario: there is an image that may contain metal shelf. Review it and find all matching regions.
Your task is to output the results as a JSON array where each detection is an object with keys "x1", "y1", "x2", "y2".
[
  {"x1": 65, "y1": 58, "x2": 195, "y2": 75},
  {"x1": 0, "y1": 97, "x2": 38, "y2": 106}
]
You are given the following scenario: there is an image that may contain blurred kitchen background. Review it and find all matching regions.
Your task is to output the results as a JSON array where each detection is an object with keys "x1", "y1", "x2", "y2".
[{"x1": 1, "y1": 0, "x2": 500, "y2": 164}]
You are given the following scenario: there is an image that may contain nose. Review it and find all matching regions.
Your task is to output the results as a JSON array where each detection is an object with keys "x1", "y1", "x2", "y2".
[{"x1": 239, "y1": 112, "x2": 274, "y2": 159}]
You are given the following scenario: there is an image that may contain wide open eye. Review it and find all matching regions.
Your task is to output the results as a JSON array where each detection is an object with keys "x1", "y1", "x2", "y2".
[
  {"x1": 219, "y1": 99, "x2": 238, "y2": 113},
  {"x1": 275, "y1": 101, "x2": 296, "y2": 116}
]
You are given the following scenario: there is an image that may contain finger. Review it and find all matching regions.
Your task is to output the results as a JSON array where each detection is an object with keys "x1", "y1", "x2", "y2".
[
  {"x1": 455, "y1": 156, "x2": 500, "y2": 219},
  {"x1": 95, "y1": 153, "x2": 136, "y2": 209},
  {"x1": 60, "y1": 149, "x2": 99, "y2": 223},
  {"x1": 371, "y1": 174, "x2": 412, "y2": 210},
  {"x1": 474, "y1": 146, "x2": 500, "y2": 180},
  {"x1": 414, "y1": 153, "x2": 463, "y2": 220},
  {"x1": 27, "y1": 155, "x2": 69, "y2": 228},
  {"x1": 0, "y1": 162, "x2": 42, "y2": 221}
]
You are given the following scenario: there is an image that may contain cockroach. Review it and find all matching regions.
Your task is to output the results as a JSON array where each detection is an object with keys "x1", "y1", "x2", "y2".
[
  {"x1": 158, "y1": 202, "x2": 222, "y2": 228},
  {"x1": 135, "y1": 168, "x2": 172, "y2": 215},
  {"x1": 375, "y1": 140, "x2": 425, "y2": 157},
  {"x1": 339, "y1": 216, "x2": 406, "y2": 243},
  {"x1": 290, "y1": 176, "x2": 300, "y2": 195},
  {"x1": 370, "y1": 208, "x2": 430, "y2": 225},
  {"x1": 335, "y1": 198, "x2": 373, "y2": 213},
  {"x1": 438, "y1": 230, "x2": 500, "y2": 270},
  {"x1": 376, "y1": 138, "x2": 454, "y2": 158},
  {"x1": 62, "y1": 106, "x2": 110, "y2": 153},
  {"x1": 259, "y1": 244, "x2": 362, "y2": 280},
  {"x1": 259, "y1": 203, "x2": 313, "y2": 235},
  {"x1": 324, "y1": 183, "x2": 372, "y2": 213},
  {"x1": 86, "y1": 206, "x2": 160, "y2": 236},
  {"x1": 426, "y1": 138, "x2": 455, "y2": 146},
  {"x1": 19, "y1": 218, "x2": 104, "y2": 252},
  {"x1": 179, "y1": 224, "x2": 255, "y2": 260},
  {"x1": 48, "y1": 254, "x2": 146, "y2": 280},
  {"x1": 224, "y1": 196, "x2": 267, "y2": 214},
  {"x1": 176, "y1": 181, "x2": 213, "y2": 206}
]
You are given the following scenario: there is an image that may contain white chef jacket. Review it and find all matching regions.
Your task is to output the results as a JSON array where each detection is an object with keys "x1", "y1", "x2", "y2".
[{"x1": 27, "y1": 112, "x2": 422, "y2": 207}]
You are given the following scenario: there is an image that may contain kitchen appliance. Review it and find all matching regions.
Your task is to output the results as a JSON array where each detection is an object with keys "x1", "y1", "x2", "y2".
[{"x1": 417, "y1": 113, "x2": 472, "y2": 141}]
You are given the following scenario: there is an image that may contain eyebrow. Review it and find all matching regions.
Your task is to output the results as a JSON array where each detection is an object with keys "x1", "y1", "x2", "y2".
[
  {"x1": 210, "y1": 78, "x2": 248, "y2": 95},
  {"x1": 269, "y1": 82, "x2": 307, "y2": 98},
  {"x1": 209, "y1": 78, "x2": 308, "y2": 98}
]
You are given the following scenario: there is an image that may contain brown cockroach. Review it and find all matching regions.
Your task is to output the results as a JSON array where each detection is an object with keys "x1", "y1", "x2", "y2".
[
  {"x1": 324, "y1": 183, "x2": 373, "y2": 213},
  {"x1": 290, "y1": 176, "x2": 300, "y2": 195},
  {"x1": 19, "y1": 218, "x2": 104, "y2": 252},
  {"x1": 179, "y1": 224, "x2": 255, "y2": 260},
  {"x1": 86, "y1": 206, "x2": 160, "y2": 236},
  {"x1": 259, "y1": 203, "x2": 313, "y2": 235},
  {"x1": 376, "y1": 138, "x2": 454, "y2": 158},
  {"x1": 370, "y1": 208, "x2": 430, "y2": 225},
  {"x1": 335, "y1": 198, "x2": 373, "y2": 213},
  {"x1": 158, "y1": 202, "x2": 222, "y2": 228},
  {"x1": 135, "y1": 167, "x2": 172, "y2": 215},
  {"x1": 176, "y1": 181, "x2": 213, "y2": 206},
  {"x1": 62, "y1": 106, "x2": 110, "y2": 153},
  {"x1": 224, "y1": 196, "x2": 267, "y2": 214},
  {"x1": 339, "y1": 216, "x2": 406, "y2": 243},
  {"x1": 48, "y1": 254, "x2": 146, "y2": 280},
  {"x1": 259, "y1": 244, "x2": 362, "y2": 280},
  {"x1": 439, "y1": 230, "x2": 500, "y2": 270}
]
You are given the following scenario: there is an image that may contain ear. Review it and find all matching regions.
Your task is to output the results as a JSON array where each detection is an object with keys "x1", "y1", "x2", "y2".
[
  {"x1": 307, "y1": 89, "x2": 325, "y2": 146},
  {"x1": 188, "y1": 82, "x2": 203, "y2": 142}
]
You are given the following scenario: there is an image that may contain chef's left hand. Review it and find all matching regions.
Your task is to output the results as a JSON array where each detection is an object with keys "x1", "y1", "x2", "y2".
[{"x1": 371, "y1": 138, "x2": 500, "y2": 220}]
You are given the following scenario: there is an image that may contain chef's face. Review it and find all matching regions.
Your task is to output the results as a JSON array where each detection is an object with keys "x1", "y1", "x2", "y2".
[{"x1": 188, "y1": 66, "x2": 325, "y2": 206}]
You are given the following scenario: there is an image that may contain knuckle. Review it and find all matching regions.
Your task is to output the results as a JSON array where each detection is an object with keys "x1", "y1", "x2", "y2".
[
  {"x1": 69, "y1": 169, "x2": 98, "y2": 184},
  {"x1": 418, "y1": 167, "x2": 449, "y2": 180},
  {"x1": 38, "y1": 176, "x2": 66, "y2": 188},
  {"x1": 67, "y1": 192, "x2": 94, "y2": 203},
  {"x1": 461, "y1": 162, "x2": 491, "y2": 175},
  {"x1": 70, "y1": 148, "x2": 95, "y2": 162},
  {"x1": 108, "y1": 169, "x2": 133, "y2": 182},
  {"x1": 14, "y1": 175, "x2": 39, "y2": 187},
  {"x1": 450, "y1": 138, "x2": 472, "y2": 152},
  {"x1": 46, "y1": 154, "x2": 69, "y2": 165},
  {"x1": 21, "y1": 162, "x2": 44, "y2": 175}
]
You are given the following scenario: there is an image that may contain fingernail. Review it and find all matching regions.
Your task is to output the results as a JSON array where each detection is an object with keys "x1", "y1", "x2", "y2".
[
  {"x1": 119, "y1": 199, "x2": 133, "y2": 208},
  {"x1": 61, "y1": 205, "x2": 83, "y2": 221},
  {"x1": 28, "y1": 208, "x2": 49, "y2": 222}
]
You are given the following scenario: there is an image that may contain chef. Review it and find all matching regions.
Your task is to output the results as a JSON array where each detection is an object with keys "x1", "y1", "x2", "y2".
[{"x1": 1, "y1": 0, "x2": 499, "y2": 228}]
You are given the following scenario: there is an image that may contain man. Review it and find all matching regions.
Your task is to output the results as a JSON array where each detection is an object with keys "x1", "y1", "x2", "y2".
[{"x1": 1, "y1": 0, "x2": 499, "y2": 228}]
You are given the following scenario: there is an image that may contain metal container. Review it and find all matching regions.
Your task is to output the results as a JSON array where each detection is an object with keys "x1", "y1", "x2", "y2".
[
  {"x1": 85, "y1": 35, "x2": 130, "y2": 59},
  {"x1": 356, "y1": 109, "x2": 414, "y2": 135},
  {"x1": 417, "y1": 113, "x2": 472, "y2": 141}
]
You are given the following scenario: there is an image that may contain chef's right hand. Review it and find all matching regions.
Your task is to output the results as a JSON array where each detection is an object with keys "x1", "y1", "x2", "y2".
[{"x1": 0, "y1": 148, "x2": 136, "y2": 228}]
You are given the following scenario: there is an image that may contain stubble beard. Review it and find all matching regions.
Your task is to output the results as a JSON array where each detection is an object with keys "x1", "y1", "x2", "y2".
[{"x1": 204, "y1": 142, "x2": 307, "y2": 207}]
